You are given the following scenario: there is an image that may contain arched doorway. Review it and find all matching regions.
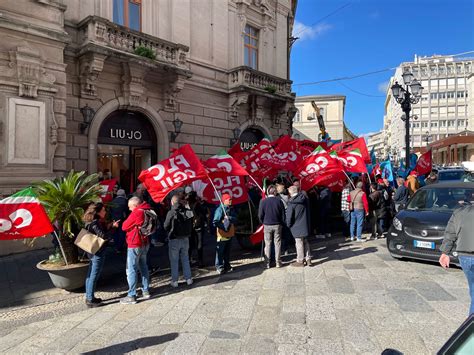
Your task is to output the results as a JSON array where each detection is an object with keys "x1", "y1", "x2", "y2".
[
  {"x1": 239, "y1": 127, "x2": 265, "y2": 151},
  {"x1": 97, "y1": 110, "x2": 157, "y2": 194}
]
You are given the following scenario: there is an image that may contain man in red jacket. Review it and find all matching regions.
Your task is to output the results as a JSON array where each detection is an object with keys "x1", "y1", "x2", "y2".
[{"x1": 120, "y1": 196, "x2": 151, "y2": 304}]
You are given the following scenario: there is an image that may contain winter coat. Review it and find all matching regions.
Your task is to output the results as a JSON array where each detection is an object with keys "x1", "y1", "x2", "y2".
[
  {"x1": 369, "y1": 190, "x2": 388, "y2": 219},
  {"x1": 258, "y1": 196, "x2": 285, "y2": 226},
  {"x1": 286, "y1": 192, "x2": 310, "y2": 238},
  {"x1": 164, "y1": 203, "x2": 194, "y2": 239},
  {"x1": 393, "y1": 185, "x2": 409, "y2": 205},
  {"x1": 122, "y1": 202, "x2": 151, "y2": 248},
  {"x1": 110, "y1": 196, "x2": 128, "y2": 221},
  {"x1": 440, "y1": 204, "x2": 474, "y2": 255}
]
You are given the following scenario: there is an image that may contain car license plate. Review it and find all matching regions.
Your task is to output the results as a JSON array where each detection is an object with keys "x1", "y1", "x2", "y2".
[{"x1": 413, "y1": 240, "x2": 435, "y2": 249}]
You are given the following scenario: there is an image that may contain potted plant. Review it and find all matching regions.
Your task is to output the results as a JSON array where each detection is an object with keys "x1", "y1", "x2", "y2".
[
  {"x1": 134, "y1": 45, "x2": 156, "y2": 60},
  {"x1": 34, "y1": 170, "x2": 102, "y2": 290}
]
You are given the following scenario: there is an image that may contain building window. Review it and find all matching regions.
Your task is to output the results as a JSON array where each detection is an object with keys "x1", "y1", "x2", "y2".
[
  {"x1": 113, "y1": 0, "x2": 142, "y2": 31},
  {"x1": 422, "y1": 121, "x2": 428, "y2": 128},
  {"x1": 244, "y1": 25, "x2": 259, "y2": 69},
  {"x1": 430, "y1": 107, "x2": 438, "y2": 115},
  {"x1": 457, "y1": 91, "x2": 465, "y2": 98},
  {"x1": 458, "y1": 120, "x2": 465, "y2": 128},
  {"x1": 430, "y1": 122, "x2": 438, "y2": 128},
  {"x1": 430, "y1": 93, "x2": 438, "y2": 100},
  {"x1": 440, "y1": 120, "x2": 447, "y2": 127},
  {"x1": 294, "y1": 109, "x2": 301, "y2": 122},
  {"x1": 447, "y1": 91, "x2": 455, "y2": 99},
  {"x1": 438, "y1": 92, "x2": 446, "y2": 99},
  {"x1": 447, "y1": 120, "x2": 455, "y2": 127}
]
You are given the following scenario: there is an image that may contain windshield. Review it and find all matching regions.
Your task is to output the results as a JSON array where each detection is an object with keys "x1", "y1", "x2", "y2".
[
  {"x1": 438, "y1": 170, "x2": 466, "y2": 181},
  {"x1": 407, "y1": 187, "x2": 474, "y2": 211}
]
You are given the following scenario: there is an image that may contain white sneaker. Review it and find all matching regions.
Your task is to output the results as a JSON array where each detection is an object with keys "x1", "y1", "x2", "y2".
[
  {"x1": 186, "y1": 279, "x2": 193, "y2": 286},
  {"x1": 170, "y1": 281, "x2": 178, "y2": 288},
  {"x1": 356, "y1": 239, "x2": 367, "y2": 243}
]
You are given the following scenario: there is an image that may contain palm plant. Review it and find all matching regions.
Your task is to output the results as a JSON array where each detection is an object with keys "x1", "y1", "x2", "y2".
[{"x1": 34, "y1": 170, "x2": 102, "y2": 264}]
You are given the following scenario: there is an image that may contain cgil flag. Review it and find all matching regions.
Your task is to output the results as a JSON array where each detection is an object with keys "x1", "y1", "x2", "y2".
[
  {"x1": 98, "y1": 179, "x2": 117, "y2": 203},
  {"x1": 0, "y1": 187, "x2": 54, "y2": 240},
  {"x1": 138, "y1": 144, "x2": 207, "y2": 203}
]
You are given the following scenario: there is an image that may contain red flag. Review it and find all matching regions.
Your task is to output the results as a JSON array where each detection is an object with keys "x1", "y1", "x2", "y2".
[
  {"x1": 200, "y1": 176, "x2": 248, "y2": 205},
  {"x1": 249, "y1": 224, "x2": 264, "y2": 245},
  {"x1": 262, "y1": 135, "x2": 301, "y2": 171},
  {"x1": 0, "y1": 188, "x2": 54, "y2": 240},
  {"x1": 204, "y1": 152, "x2": 249, "y2": 178},
  {"x1": 414, "y1": 150, "x2": 432, "y2": 175},
  {"x1": 312, "y1": 170, "x2": 347, "y2": 192},
  {"x1": 228, "y1": 142, "x2": 247, "y2": 163},
  {"x1": 99, "y1": 179, "x2": 117, "y2": 203},
  {"x1": 294, "y1": 139, "x2": 328, "y2": 158},
  {"x1": 138, "y1": 144, "x2": 207, "y2": 203},
  {"x1": 330, "y1": 149, "x2": 368, "y2": 174},
  {"x1": 332, "y1": 138, "x2": 371, "y2": 163},
  {"x1": 241, "y1": 139, "x2": 277, "y2": 183},
  {"x1": 293, "y1": 146, "x2": 343, "y2": 191}
]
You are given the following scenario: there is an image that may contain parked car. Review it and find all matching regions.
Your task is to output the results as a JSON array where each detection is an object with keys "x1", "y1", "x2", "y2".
[
  {"x1": 387, "y1": 182, "x2": 474, "y2": 264},
  {"x1": 437, "y1": 168, "x2": 469, "y2": 182}
]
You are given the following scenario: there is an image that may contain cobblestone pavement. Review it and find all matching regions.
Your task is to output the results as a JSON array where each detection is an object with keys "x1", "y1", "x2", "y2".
[{"x1": 0, "y1": 235, "x2": 470, "y2": 354}]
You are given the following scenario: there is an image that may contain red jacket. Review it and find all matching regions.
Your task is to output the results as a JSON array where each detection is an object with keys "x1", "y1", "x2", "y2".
[{"x1": 122, "y1": 202, "x2": 151, "y2": 248}]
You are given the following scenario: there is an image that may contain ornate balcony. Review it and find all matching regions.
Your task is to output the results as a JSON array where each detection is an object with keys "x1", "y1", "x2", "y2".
[
  {"x1": 76, "y1": 16, "x2": 189, "y2": 70},
  {"x1": 229, "y1": 66, "x2": 293, "y2": 98}
]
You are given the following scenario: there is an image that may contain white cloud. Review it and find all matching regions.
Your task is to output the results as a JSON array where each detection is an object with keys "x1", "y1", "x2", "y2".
[
  {"x1": 292, "y1": 21, "x2": 332, "y2": 42},
  {"x1": 378, "y1": 81, "x2": 389, "y2": 94}
]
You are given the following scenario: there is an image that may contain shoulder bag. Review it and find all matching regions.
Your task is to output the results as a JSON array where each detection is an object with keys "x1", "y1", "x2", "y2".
[{"x1": 74, "y1": 228, "x2": 106, "y2": 255}]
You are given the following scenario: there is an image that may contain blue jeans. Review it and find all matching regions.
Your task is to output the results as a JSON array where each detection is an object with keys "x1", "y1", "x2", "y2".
[
  {"x1": 350, "y1": 210, "x2": 365, "y2": 239},
  {"x1": 342, "y1": 210, "x2": 351, "y2": 236},
  {"x1": 126, "y1": 245, "x2": 150, "y2": 297},
  {"x1": 459, "y1": 255, "x2": 474, "y2": 315},
  {"x1": 168, "y1": 238, "x2": 192, "y2": 282},
  {"x1": 215, "y1": 239, "x2": 232, "y2": 272},
  {"x1": 85, "y1": 249, "x2": 106, "y2": 301}
]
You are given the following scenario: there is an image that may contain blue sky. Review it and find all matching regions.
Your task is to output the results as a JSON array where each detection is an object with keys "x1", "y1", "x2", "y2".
[{"x1": 291, "y1": 0, "x2": 474, "y2": 136}]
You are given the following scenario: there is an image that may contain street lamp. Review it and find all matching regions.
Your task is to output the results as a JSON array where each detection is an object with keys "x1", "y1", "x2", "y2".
[
  {"x1": 391, "y1": 72, "x2": 424, "y2": 168},
  {"x1": 170, "y1": 117, "x2": 183, "y2": 142},
  {"x1": 230, "y1": 126, "x2": 241, "y2": 146}
]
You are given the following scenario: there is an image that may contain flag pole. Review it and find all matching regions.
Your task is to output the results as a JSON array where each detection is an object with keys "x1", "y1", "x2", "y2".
[
  {"x1": 206, "y1": 174, "x2": 228, "y2": 219},
  {"x1": 343, "y1": 171, "x2": 356, "y2": 189},
  {"x1": 248, "y1": 174, "x2": 264, "y2": 193},
  {"x1": 366, "y1": 172, "x2": 372, "y2": 184},
  {"x1": 53, "y1": 230, "x2": 69, "y2": 266}
]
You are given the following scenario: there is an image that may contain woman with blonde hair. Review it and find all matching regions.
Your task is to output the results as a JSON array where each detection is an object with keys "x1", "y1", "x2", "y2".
[{"x1": 82, "y1": 202, "x2": 119, "y2": 307}]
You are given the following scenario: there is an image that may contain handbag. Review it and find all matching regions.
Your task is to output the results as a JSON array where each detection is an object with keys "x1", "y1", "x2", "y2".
[{"x1": 74, "y1": 228, "x2": 106, "y2": 255}]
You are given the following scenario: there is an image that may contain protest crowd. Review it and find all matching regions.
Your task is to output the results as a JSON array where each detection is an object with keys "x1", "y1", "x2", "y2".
[{"x1": 75, "y1": 134, "x2": 437, "y2": 307}]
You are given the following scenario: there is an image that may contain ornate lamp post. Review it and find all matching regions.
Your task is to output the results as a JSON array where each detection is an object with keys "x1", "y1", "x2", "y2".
[{"x1": 391, "y1": 72, "x2": 424, "y2": 168}]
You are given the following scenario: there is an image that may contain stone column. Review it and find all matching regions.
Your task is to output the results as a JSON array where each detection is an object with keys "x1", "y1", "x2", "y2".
[{"x1": 453, "y1": 144, "x2": 458, "y2": 164}]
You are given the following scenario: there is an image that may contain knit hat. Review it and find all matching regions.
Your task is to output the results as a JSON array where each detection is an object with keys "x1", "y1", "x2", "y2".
[{"x1": 222, "y1": 193, "x2": 232, "y2": 203}]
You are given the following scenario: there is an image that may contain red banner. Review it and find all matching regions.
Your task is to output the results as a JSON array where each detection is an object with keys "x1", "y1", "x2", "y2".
[
  {"x1": 204, "y1": 153, "x2": 248, "y2": 178},
  {"x1": 99, "y1": 179, "x2": 117, "y2": 203},
  {"x1": 293, "y1": 146, "x2": 344, "y2": 191},
  {"x1": 249, "y1": 224, "x2": 264, "y2": 245},
  {"x1": 414, "y1": 150, "x2": 432, "y2": 175},
  {"x1": 198, "y1": 176, "x2": 248, "y2": 205},
  {"x1": 0, "y1": 188, "x2": 54, "y2": 240},
  {"x1": 331, "y1": 149, "x2": 367, "y2": 174},
  {"x1": 332, "y1": 138, "x2": 371, "y2": 163},
  {"x1": 138, "y1": 144, "x2": 207, "y2": 203},
  {"x1": 228, "y1": 141, "x2": 247, "y2": 163}
]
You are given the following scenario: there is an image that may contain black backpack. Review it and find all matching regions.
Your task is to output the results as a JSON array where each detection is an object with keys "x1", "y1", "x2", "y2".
[
  {"x1": 170, "y1": 206, "x2": 194, "y2": 238},
  {"x1": 139, "y1": 209, "x2": 158, "y2": 238}
]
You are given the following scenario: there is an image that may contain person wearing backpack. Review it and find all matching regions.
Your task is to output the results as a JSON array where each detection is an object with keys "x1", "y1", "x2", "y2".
[
  {"x1": 164, "y1": 194, "x2": 194, "y2": 287},
  {"x1": 120, "y1": 196, "x2": 154, "y2": 304}
]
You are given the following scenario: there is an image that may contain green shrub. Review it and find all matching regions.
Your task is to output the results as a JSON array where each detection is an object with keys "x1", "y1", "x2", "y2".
[{"x1": 134, "y1": 45, "x2": 156, "y2": 60}]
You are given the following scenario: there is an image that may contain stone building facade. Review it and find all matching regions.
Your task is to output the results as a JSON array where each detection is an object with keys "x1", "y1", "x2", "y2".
[
  {"x1": 0, "y1": 0, "x2": 297, "y2": 197},
  {"x1": 293, "y1": 95, "x2": 356, "y2": 142}
]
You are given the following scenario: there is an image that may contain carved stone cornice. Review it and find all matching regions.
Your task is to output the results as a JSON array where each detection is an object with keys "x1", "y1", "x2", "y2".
[
  {"x1": 0, "y1": 46, "x2": 57, "y2": 98},
  {"x1": 121, "y1": 62, "x2": 147, "y2": 107},
  {"x1": 229, "y1": 91, "x2": 250, "y2": 120},
  {"x1": 79, "y1": 52, "x2": 106, "y2": 98}
]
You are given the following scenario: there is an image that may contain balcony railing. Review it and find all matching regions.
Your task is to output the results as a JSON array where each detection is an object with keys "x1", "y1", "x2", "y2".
[
  {"x1": 77, "y1": 16, "x2": 189, "y2": 69},
  {"x1": 229, "y1": 66, "x2": 292, "y2": 96}
]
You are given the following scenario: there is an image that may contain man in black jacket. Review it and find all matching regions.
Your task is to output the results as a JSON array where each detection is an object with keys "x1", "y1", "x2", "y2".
[
  {"x1": 259, "y1": 185, "x2": 285, "y2": 268},
  {"x1": 164, "y1": 195, "x2": 194, "y2": 287},
  {"x1": 286, "y1": 185, "x2": 312, "y2": 267},
  {"x1": 393, "y1": 177, "x2": 409, "y2": 212}
]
